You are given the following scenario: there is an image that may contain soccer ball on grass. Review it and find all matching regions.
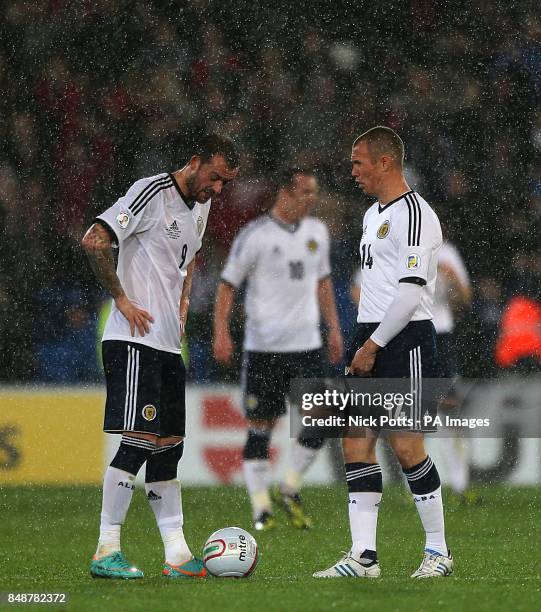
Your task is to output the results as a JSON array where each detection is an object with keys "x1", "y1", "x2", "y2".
[{"x1": 203, "y1": 527, "x2": 259, "y2": 578}]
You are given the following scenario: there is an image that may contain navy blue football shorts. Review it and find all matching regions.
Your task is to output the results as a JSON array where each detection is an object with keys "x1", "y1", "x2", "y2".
[
  {"x1": 241, "y1": 350, "x2": 323, "y2": 421},
  {"x1": 102, "y1": 340, "x2": 186, "y2": 437},
  {"x1": 346, "y1": 320, "x2": 438, "y2": 378},
  {"x1": 345, "y1": 320, "x2": 439, "y2": 432}
]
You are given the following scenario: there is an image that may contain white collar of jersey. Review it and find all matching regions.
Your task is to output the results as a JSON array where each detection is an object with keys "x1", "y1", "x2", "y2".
[
  {"x1": 377, "y1": 189, "x2": 414, "y2": 214},
  {"x1": 169, "y1": 173, "x2": 196, "y2": 210},
  {"x1": 268, "y1": 213, "x2": 300, "y2": 233}
]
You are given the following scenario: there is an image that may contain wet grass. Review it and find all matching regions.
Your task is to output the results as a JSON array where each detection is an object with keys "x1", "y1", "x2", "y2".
[{"x1": 0, "y1": 484, "x2": 539, "y2": 611}]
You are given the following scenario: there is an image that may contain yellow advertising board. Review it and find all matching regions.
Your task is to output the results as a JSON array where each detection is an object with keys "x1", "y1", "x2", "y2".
[{"x1": 0, "y1": 388, "x2": 104, "y2": 485}]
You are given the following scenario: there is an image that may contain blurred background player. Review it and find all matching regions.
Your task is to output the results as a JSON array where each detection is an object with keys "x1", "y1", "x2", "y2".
[
  {"x1": 213, "y1": 167, "x2": 343, "y2": 531},
  {"x1": 315, "y1": 126, "x2": 452, "y2": 579},
  {"x1": 82, "y1": 134, "x2": 239, "y2": 579},
  {"x1": 432, "y1": 236, "x2": 474, "y2": 503}
]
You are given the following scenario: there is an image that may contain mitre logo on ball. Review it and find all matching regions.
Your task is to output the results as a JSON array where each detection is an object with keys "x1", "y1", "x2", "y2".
[{"x1": 203, "y1": 527, "x2": 259, "y2": 578}]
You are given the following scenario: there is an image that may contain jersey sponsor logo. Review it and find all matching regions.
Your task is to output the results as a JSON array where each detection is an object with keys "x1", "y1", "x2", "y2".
[
  {"x1": 307, "y1": 238, "x2": 319, "y2": 252},
  {"x1": 166, "y1": 220, "x2": 181, "y2": 239},
  {"x1": 197, "y1": 216, "x2": 205, "y2": 236},
  {"x1": 116, "y1": 212, "x2": 130, "y2": 229},
  {"x1": 376, "y1": 220, "x2": 390, "y2": 239},
  {"x1": 407, "y1": 254, "x2": 421, "y2": 269},
  {"x1": 142, "y1": 404, "x2": 157, "y2": 421}
]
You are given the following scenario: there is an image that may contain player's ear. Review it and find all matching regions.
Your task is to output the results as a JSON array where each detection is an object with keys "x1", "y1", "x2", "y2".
[
  {"x1": 188, "y1": 156, "x2": 202, "y2": 172},
  {"x1": 381, "y1": 155, "x2": 393, "y2": 171}
]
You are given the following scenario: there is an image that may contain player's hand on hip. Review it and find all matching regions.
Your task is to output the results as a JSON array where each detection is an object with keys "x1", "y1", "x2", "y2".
[
  {"x1": 115, "y1": 295, "x2": 154, "y2": 337},
  {"x1": 213, "y1": 330, "x2": 234, "y2": 365},
  {"x1": 327, "y1": 328, "x2": 344, "y2": 365},
  {"x1": 349, "y1": 342, "x2": 378, "y2": 376}
]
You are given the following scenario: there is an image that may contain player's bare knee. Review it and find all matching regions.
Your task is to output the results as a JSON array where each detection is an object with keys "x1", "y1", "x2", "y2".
[
  {"x1": 156, "y1": 435, "x2": 184, "y2": 447},
  {"x1": 123, "y1": 431, "x2": 158, "y2": 444},
  {"x1": 342, "y1": 436, "x2": 377, "y2": 463},
  {"x1": 248, "y1": 418, "x2": 275, "y2": 430},
  {"x1": 391, "y1": 438, "x2": 426, "y2": 468}
]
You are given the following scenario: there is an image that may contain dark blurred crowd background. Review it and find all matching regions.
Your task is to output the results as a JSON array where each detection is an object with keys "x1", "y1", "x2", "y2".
[{"x1": 1, "y1": 0, "x2": 540, "y2": 383}]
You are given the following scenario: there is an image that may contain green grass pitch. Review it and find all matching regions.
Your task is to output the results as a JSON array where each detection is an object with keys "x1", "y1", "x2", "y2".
[{"x1": 0, "y1": 484, "x2": 539, "y2": 611}]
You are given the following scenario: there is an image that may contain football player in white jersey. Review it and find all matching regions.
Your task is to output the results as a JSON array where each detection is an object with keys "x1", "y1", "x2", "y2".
[
  {"x1": 352, "y1": 242, "x2": 474, "y2": 497},
  {"x1": 314, "y1": 126, "x2": 453, "y2": 579},
  {"x1": 433, "y1": 240, "x2": 474, "y2": 501},
  {"x1": 213, "y1": 168, "x2": 343, "y2": 531},
  {"x1": 82, "y1": 134, "x2": 239, "y2": 580}
]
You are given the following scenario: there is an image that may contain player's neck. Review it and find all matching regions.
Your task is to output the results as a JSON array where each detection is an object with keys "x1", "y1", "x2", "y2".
[
  {"x1": 172, "y1": 169, "x2": 190, "y2": 198},
  {"x1": 271, "y1": 203, "x2": 300, "y2": 226},
  {"x1": 376, "y1": 179, "x2": 411, "y2": 207}
]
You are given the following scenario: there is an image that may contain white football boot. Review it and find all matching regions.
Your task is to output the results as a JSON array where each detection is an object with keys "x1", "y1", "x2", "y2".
[
  {"x1": 411, "y1": 549, "x2": 454, "y2": 578},
  {"x1": 313, "y1": 552, "x2": 381, "y2": 578}
]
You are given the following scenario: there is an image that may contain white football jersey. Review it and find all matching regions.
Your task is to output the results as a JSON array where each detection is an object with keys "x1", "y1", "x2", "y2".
[
  {"x1": 221, "y1": 215, "x2": 331, "y2": 352},
  {"x1": 433, "y1": 241, "x2": 470, "y2": 334},
  {"x1": 96, "y1": 173, "x2": 210, "y2": 354},
  {"x1": 357, "y1": 191, "x2": 442, "y2": 323}
]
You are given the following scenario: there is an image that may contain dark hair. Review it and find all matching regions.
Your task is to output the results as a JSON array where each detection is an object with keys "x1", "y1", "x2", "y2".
[
  {"x1": 276, "y1": 166, "x2": 315, "y2": 191},
  {"x1": 195, "y1": 133, "x2": 240, "y2": 168},
  {"x1": 353, "y1": 126, "x2": 404, "y2": 167}
]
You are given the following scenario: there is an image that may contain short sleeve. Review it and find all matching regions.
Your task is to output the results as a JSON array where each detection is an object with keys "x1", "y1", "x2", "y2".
[
  {"x1": 394, "y1": 197, "x2": 442, "y2": 285},
  {"x1": 317, "y1": 223, "x2": 332, "y2": 279},
  {"x1": 95, "y1": 177, "x2": 163, "y2": 245},
  {"x1": 221, "y1": 223, "x2": 259, "y2": 288}
]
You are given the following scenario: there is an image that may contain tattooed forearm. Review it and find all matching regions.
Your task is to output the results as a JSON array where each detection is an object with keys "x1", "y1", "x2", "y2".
[{"x1": 81, "y1": 223, "x2": 125, "y2": 299}]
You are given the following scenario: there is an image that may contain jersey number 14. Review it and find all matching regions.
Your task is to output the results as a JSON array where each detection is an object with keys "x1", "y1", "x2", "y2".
[{"x1": 361, "y1": 244, "x2": 373, "y2": 269}]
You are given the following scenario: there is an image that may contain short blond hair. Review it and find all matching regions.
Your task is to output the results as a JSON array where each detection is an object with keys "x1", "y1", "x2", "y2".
[{"x1": 353, "y1": 126, "x2": 404, "y2": 167}]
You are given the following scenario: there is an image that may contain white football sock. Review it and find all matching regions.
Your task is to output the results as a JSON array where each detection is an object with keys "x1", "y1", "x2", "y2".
[
  {"x1": 243, "y1": 459, "x2": 272, "y2": 519},
  {"x1": 413, "y1": 486, "x2": 448, "y2": 555},
  {"x1": 96, "y1": 467, "x2": 135, "y2": 558},
  {"x1": 439, "y1": 434, "x2": 470, "y2": 493},
  {"x1": 281, "y1": 440, "x2": 320, "y2": 496},
  {"x1": 145, "y1": 479, "x2": 192, "y2": 565},
  {"x1": 348, "y1": 492, "x2": 382, "y2": 560}
]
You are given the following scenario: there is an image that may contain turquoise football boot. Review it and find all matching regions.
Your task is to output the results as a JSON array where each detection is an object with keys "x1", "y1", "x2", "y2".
[
  {"x1": 163, "y1": 557, "x2": 207, "y2": 578},
  {"x1": 90, "y1": 551, "x2": 144, "y2": 579}
]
